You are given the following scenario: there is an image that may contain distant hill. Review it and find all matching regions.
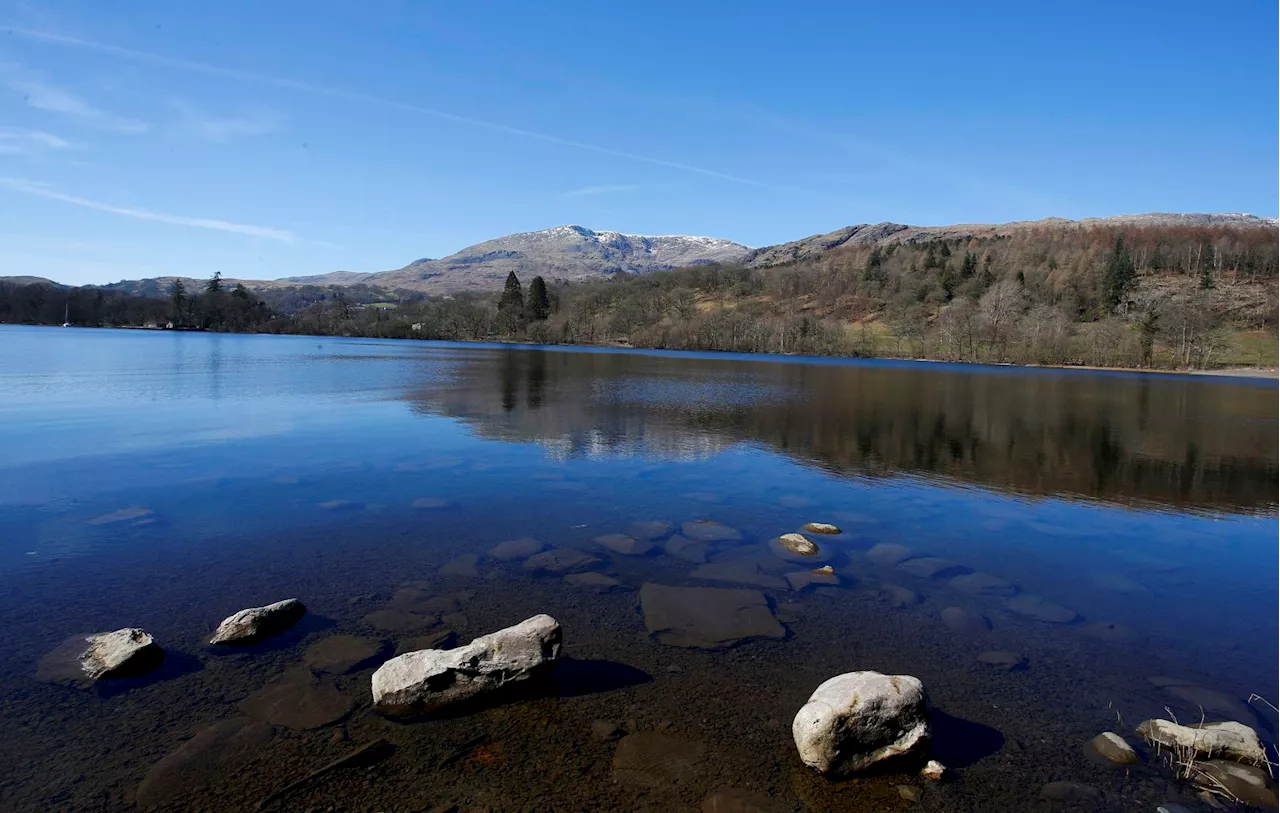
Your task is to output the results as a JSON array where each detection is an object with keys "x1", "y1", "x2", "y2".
[
  {"x1": 17, "y1": 213, "x2": 1276, "y2": 296},
  {"x1": 360, "y1": 225, "x2": 751, "y2": 294},
  {"x1": 743, "y1": 213, "x2": 1278, "y2": 268},
  {"x1": 0, "y1": 275, "x2": 66, "y2": 287}
]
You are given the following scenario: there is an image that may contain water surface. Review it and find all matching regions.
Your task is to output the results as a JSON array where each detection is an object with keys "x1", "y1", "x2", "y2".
[{"x1": 0, "y1": 325, "x2": 1275, "y2": 812}]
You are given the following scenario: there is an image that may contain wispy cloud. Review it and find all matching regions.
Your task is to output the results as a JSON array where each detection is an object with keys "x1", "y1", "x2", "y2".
[
  {"x1": 169, "y1": 100, "x2": 282, "y2": 142},
  {"x1": 0, "y1": 179, "x2": 296, "y2": 241},
  {"x1": 1, "y1": 64, "x2": 148, "y2": 133},
  {"x1": 560, "y1": 184, "x2": 643, "y2": 198},
  {"x1": 6, "y1": 28, "x2": 793, "y2": 191},
  {"x1": 0, "y1": 127, "x2": 76, "y2": 154}
]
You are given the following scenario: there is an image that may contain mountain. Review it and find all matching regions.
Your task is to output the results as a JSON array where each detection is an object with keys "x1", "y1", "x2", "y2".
[
  {"x1": 742, "y1": 213, "x2": 1278, "y2": 268},
  {"x1": 354, "y1": 225, "x2": 750, "y2": 294},
  {"x1": 0, "y1": 275, "x2": 66, "y2": 287},
  {"x1": 16, "y1": 214, "x2": 1275, "y2": 296}
]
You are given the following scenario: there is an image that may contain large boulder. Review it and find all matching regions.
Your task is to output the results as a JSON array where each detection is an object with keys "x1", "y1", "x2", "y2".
[
  {"x1": 209, "y1": 599, "x2": 305, "y2": 645},
  {"x1": 1137, "y1": 719, "x2": 1268, "y2": 766},
  {"x1": 37, "y1": 628, "x2": 164, "y2": 686},
  {"x1": 371, "y1": 614, "x2": 561, "y2": 715},
  {"x1": 793, "y1": 671, "x2": 929, "y2": 776}
]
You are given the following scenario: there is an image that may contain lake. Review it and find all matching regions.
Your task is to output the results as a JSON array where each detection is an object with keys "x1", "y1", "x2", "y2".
[{"x1": 0, "y1": 324, "x2": 1275, "y2": 812}]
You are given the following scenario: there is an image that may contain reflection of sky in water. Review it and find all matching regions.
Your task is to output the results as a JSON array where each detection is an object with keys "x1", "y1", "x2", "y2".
[{"x1": 0, "y1": 326, "x2": 1276, "y2": 810}]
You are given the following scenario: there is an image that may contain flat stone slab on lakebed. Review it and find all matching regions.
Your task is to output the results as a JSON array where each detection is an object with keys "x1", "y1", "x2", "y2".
[{"x1": 639, "y1": 583, "x2": 785, "y2": 649}]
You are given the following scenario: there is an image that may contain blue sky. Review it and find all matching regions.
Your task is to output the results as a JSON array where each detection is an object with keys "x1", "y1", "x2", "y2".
[{"x1": 0, "y1": 1, "x2": 1275, "y2": 286}]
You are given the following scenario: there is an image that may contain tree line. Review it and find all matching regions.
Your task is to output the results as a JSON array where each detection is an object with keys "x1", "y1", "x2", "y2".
[{"x1": 2, "y1": 223, "x2": 1275, "y2": 370}]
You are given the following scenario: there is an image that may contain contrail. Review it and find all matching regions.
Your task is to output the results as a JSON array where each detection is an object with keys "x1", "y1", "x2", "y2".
[
  {"x1": 0, "y1": 178, "x2": 296, "y2": 241},
  {"x1": 6, "y1": 27, "x2": 778, "y2": 190}
]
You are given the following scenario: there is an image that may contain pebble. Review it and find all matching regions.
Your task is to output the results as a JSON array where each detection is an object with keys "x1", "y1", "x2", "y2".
[
  {"x1": 1084, "y1": 731, "x2": 1140, "y2": 765},
  {"x1": 897, "y1": 785, "x2": 922, "y2": 802}
]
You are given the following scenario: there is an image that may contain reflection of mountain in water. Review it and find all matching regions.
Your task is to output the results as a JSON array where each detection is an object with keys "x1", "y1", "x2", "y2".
[{"x1": 404, "y1": 347, "x2": 1278, "y2": 513}]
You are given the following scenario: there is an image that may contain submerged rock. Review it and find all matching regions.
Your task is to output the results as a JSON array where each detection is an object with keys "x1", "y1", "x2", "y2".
[
  {"x1": 1190, "y1": 760, "x2": 1278, "y2": 808},
  {"x1": 689, "y1": 561, "x2": 787, "y2": 589},
  {"x1": 976, "y1": 651, "x2": 1025, "y2": 671},
  {"x1": 792, "y1": 671, "x2": 930, "y2": 776},
  {"x1": 802, "y1": 522, "x2": 841, "y2": 535},
  {"x1": 879, "y1": 583, "x2": 922, "y2": 608},
  {"x1": 37, "y1": 628, "x2": 164, "y2": 686},
  {"x1": 592, "y1": 719, "x2": 625, "y2": 742},
  {"x1": 898, "y1": 557, "x2": 968, "y2": 580},
  {"x1": 920, "y1": 759, "x2": 946, "y2": 781},
  {"x1": 1136, "y1": 719, "x2": 1267, "y2": 766},
  {"x1": 1040, "y1": 781, "x2": 1099, "y2": 801},
  {"x1": 303, "y1": 635, "x2": 387, "y2": 675},
  {"x1": 523, "y1": 548, "x2": 602, "y2": 574},
  {"x1": 239, "y1": 668, "x2": 353, "y2": 730},
  {"x1": 612, "y1": 732, "x2": 706, "y2": 788},
  {"x1": 395, "y1": 628, "x2": 457, "y2": 654},
  {"x1": 680, "y1": 520, "x2": 744, "y2": 543},
  {"x1": 488, "y1": 537, "x2": 546, "y2": 561},
  {"x1": 950, "y1": 572, "x2": 1017, "y2": 597},
  {"x1": 665, "y1": 535, "x2": 710, "y2": 563},
  {"x1": 594, "y1": 533, "x2": 655, "y2": 556},
  {"x1": 1149, "y1": 678, "x2": 1259, "y2": 725},
  {"x1": 629, "y1": 521, "x2": 674, "y2": 541},
  {"x1": 565, "y1": 572, "x2": 622, "y2": 593},
  {"x1": 362, "y1": 608, "x2": 438, "y2": 633},
  {"x1": 701, "y1": 787, "x2": 786, "y2": 813},
  {"x1": 135, "y1": 718, "x2": 273, "y2": 808},
  {"x1": 940, "y1": 607, "x2": 992, "y2": 634},
  {"x1": 1004, "y1": 595, "x2": 1078, "y2": 624},
  {"x1": 639, "y1": 583, "x2": 785, "y2": 649},
  {"x1": 209, "y1": 598, "x2": 306, "y2": 645},
  {"x1": 1084, "y1": 732, "x2": 1141, "y2": 765},
  {"x1": 438, "y1": 553, "x2": 480, "y2": 578},
  {"x1": 785, "y1": 567, "x2": 839, "y2": 591},
  {"x1": 865, "y1": 543, "x2": 912, "y2": 566},
  {"x1": 372, "y1": 614, "x2": 561, "y2": 715}
]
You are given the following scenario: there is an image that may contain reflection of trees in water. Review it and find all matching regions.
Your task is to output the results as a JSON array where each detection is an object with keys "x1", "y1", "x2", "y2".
[{"x1": 404, "y1": 348, "x2": 1277, "y2": 513}]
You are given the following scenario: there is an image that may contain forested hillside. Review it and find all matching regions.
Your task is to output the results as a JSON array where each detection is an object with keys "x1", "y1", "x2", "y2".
[
  {"x1": 285, "y1": 223, "x2": 1280, "y2": 370},
  {"x1": 3, "y1": 223, "x2": 1275, "y2": 371}
]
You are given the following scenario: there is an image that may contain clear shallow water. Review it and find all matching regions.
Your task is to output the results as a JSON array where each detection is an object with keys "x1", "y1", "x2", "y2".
[{"x1": 0, "y1": 324, "x2": 1276, "y2": 812}]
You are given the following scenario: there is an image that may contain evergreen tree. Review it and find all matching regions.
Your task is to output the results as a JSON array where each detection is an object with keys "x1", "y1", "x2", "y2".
[
  {"x1": 498, "y1": 271, "x2": 524, "y2": 312},
  {"x1": 206, "y1": 271, "x2": 223, "y2": 293},
  {"x1": 863, "y1": 247, "x2": 885, "y2": 282},
  {"x1": 170, "y1": 279, "x2": 187, "y2": 327},
  {"x1": 1199, "y1": 266, "x2": 1215, "y2": 290},
  {"x1": 1103, "y1": 234, "x2": 1136, "y2": 310},
  {"x1": 960, "y1": 252, "x2": 978, "y2": 278},
  {"x1": 497, "y1": 271, "x2": 525, "y2": 332},
  {"x1": 525, "y1": 275, "x2": 551, "y2": 321}
]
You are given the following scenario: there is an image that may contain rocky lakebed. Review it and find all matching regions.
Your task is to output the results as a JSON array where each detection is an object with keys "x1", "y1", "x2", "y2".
[{"x1": 5, "y1": 511, "x2": 1277, "y2": 812}]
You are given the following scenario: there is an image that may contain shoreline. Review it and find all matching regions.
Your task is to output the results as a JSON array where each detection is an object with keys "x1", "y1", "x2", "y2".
[{"x1": 5, "y1": 322, "x2": 1277, "y2": 379}]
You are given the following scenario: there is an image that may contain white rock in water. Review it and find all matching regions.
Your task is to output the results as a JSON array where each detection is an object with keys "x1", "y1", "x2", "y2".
[
  {"x1": 1137, "y1": 719, "x2": 1268, "y2": 766},
  {"x1": 793, "y1": 671, "x2": 930, "y2": 776},
  {"x1": 209, "y1": 599, "x2": 306, "y2": 645},
  {"x1": 38, "y1": 628, "x2": 164, "y2": 685},
  {"x1": 920, "y1": 759, "x2": 946, "y2": 780},
  {"x1": 372, "y1": 614, "x2": 562, "y2": 715}
]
